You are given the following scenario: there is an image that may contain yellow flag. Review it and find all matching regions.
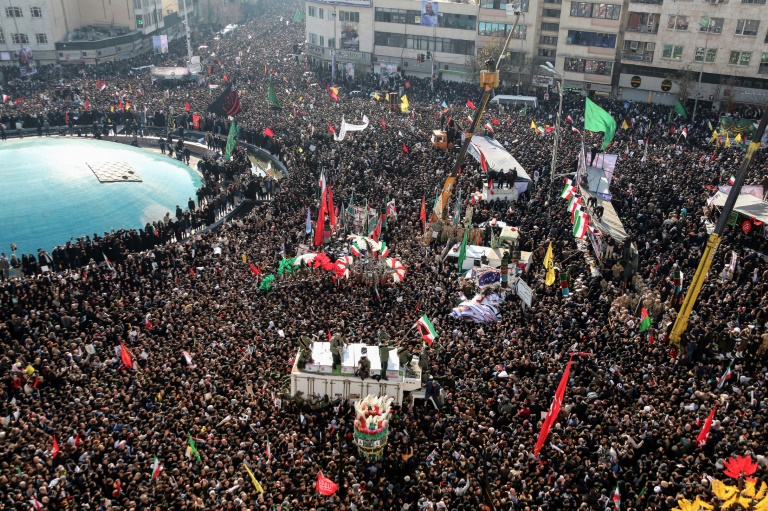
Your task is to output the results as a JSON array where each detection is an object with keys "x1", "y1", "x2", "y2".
[
  {"x1": 734, "y1": 133, "x2": 742, "y2": 144},
  {"x1": 299, "y1": 96, "x2": 303, "y2": 102},
  {"x1": 400, "y1": 103, "x2": 409, "y2": 114},
  {"x1": 241, "y1": 254, "x2": 247, "y2": 263},
  {"x1": 24, "y1": 365, "x2": 35, "y2": 375},
  {"x1": 373, "y1": 93, "x2": 381, "y2": 100},
  {"x1": 129, "y1": 85, "x2": 132, "y2": 94},
  {"x1": 401, "y1": 94, "x2": 409, "y2": 107},
  {"x1": 126, "y1": 103, "x2": 131, "y2": 110},
  {"x1": 621, "y1": 120, "x2": 629, "y2": 130},
  {"x1": 725, "y1": 132, "x2": 731, "y2": 148},
  {"x1": 543, "y1": 242, "x2": 553, "y2": 269},
  {"x1": 331, "y1": 86, "x2": 339, "y2": 95},
  {"x1": 110, "y1": 106, "x2": 115, "y2": 112},
  {"x1": 385, "y1": 93, "x2": 390, "y2": 101},
  {"x1": 709, "y1": 130, "x2": 718, "y2": 143},
  {"x1": 244, "y1": 464, "x2": 264, "y2": 493},
  {"x1": 530, "y1": 120, "x2": 536, "y2": 130},
  {"x1": 546, "y1": 267, "x2": 556, "y2": 286}
]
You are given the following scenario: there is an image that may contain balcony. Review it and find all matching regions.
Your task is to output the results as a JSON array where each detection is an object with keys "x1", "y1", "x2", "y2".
[
  {"x1": 630, "y1": 0, "x2": 662, "y2": 4},
  {"x1": 626, "y1": 24, "x2": 658, "y2": 34},
  {"x1": 759, "y1": 63, "x2": 768, "y2": 75},
  {"x1": 622, "y1": 51, "x2": 653, "y2": 63}
]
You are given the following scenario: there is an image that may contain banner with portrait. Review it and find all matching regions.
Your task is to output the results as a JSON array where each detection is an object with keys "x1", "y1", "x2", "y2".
[
  {"x1": 420, "y1": 1, "x2": 438, "y2": 27},
  {"x1": 340, "y1": 22, "x2": 359, "y2": 50},
  {"x1": 152, "y1": 35, "x2": 169, "y2": 54},
  {"x1": 17, "y1": 48, "x2": 37, "y2": 77},
  {"x1": 344, "y1": 62, "x2": 355, "y2": 81}
]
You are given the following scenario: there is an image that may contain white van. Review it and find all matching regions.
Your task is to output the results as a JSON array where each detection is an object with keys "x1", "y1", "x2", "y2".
[{"x1": 490, "y1": 95, "x2": 538, "y2": 108}]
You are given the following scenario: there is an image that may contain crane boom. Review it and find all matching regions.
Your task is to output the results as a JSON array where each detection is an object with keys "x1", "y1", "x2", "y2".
[
  {"x1": 434, "y1": 9, "x2": 522, "y2": 220},
  {"x1": 669, "y1": 109, "x2": 768, "y2": 345}
]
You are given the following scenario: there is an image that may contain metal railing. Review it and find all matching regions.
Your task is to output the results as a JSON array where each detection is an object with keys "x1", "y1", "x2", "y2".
[
  {"x1": 621, "y1": 51, "x2": 654, "y2": 62},
  {"x1": 626, "y1": 25, "x2": 658, "y2": 34}
]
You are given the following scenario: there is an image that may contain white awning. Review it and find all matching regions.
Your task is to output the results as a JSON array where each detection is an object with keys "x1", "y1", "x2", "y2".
[
  {"x1": 467, "y1": 136, "x2": 530, "y2": 180},
  {"x1": 711, "y1": 191, "x2": 768, "y2": 224},
  {"x1": 579, "y1": 187, "x2": 628, "y2": 242}
]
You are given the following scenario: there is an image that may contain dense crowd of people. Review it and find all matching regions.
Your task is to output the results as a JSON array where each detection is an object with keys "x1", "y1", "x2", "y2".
[{"x1": 2, "y1": 0, "x2": 768, "y2": 510}]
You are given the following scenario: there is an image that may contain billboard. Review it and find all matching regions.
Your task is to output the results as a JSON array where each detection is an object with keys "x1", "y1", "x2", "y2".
[
  {"x1": 421, "y1": 1, "x2": 438, "y2": 27},
  {"x1": 344, "y1": 63, "x2": 355, "y2": 81},
  {"x1": 152, "y1": 35, "x2": 169, "y2": 54},
  {"x1": 340, "y1": 22, "x2": 359, "y2": 50},
  {"x1": 17, "y1": 48, "x2": 37, "y2": 77}
]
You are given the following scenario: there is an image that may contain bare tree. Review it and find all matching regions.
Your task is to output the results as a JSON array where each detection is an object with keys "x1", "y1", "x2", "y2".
[
  {"x1": 720, "y1": 75, "x2": 738, "y2": 112},
  {"x1": 667, "y1": 66, "x2": 697, "y2": 102},
  {"x1": 467, "y1": 36, "x2": 506, "y2": 79}
]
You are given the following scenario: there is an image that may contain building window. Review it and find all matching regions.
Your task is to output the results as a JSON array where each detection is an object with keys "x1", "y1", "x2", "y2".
[
  {"x1": 694, "y1": 47, "x2": 717, "y2": 62},
  {"x1": 375, "y1": 8, "x2": 406, "y2": 23},
  {"x1": 759, "y1": 53, "x2": 768, "y2": 74},
  {"x1": 318, "y1": 8, "x2": 324, "y2": 19},
  {"x1": 375, "y1": 31, "x2": 475, "y2": 55},
  {"x1": 729, "y1": 51, "x2": 752, "y2": 66},
  {"x1": 545, "y1": 0, "x2": 562, "y2": 3},
  {"x1": 480, "y1": 0, "x2": 529, "y2": 11},
  {"x1": 0, "y1": 27, "x2": 4, "y2": 44},
  {"x1": 319, "y1": 35, "x2": 324, "y2": 46},
  {"x1": 309, "y1": 33, "x2": 318, "y2": 45},
  {"x1": 375, "y1": 8, "x2": 475, "y2": 29},
  {"x1": 667, "y1": 15, "x2": 689, "y2": 31},
  {"x1": 742, "y1": 0, "x2": 766, "y2": 4},
  {"x1": 540, "y1": 35, "x2": 558, "y2": 45},
  {"x1": 12, "y1": 33, "x2": 29, "y2": 44},
  {"x1": 478, "y1": 22, "x2": 526, "y2": 39},
  {"x1": 5, "y1": 6, "x2": 23, "y2": 17},
  {"x1": 566, "y1": 30, "x2": 617, "y2": 48},
  {"x1": 563, "y1": 57, "x2": 613, "y2": 75},
  {"x1": 308, "y1": 6, "x2": 316, "y2": 17},
  {"x1": 622, "y1": 40, "x2": 655, "y2": 61},
  {"x1": 438, "y1": 13, "x2": 476, "y2": 30},
  {"x1": 328, "y1": 38, "x2": 334, "y2": 48},
  {"x1": 627, "y1": 12, "x2": 659, "y2": 33},
  {"x1": 543, "y1": 9, "x2": 561, "y2": 17},
  {"x1": 35, "y1": 33, "x2": 47, "y2": 44},
  {"x1": 699, "y1": 17, "x2": 723, "y2": 34},
  {"x1": 570, "y1": 3, "x2": 621, "y2": 20},
  {"x1": 661, "y1": 44, "x2": 683, "y2": 59},
  {"x1": 541, "y1": 22, "x2": 559, "y2": 31},
  {"x1": 338, "y1": 11, "x2": 359, "y2": 23},
  {"x1": 30, "y1": 7, "x2": 42, "y2": 17},
  {"x1": 735, "y1": 19, "x2": 759, "y2": 36},
  {"x1": 539, "y1": 48, "x2": 557, "y2": 57}
]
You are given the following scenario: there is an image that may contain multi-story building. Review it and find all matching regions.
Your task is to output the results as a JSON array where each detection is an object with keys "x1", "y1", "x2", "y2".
[{"x1": 0, "y1": 0, "x2": 201, "y2": 68}]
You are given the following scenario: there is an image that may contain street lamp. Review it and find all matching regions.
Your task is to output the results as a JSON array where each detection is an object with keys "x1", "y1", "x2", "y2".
[{"x1": 540, "y1": 63, "x2": 564, "y2": 201}]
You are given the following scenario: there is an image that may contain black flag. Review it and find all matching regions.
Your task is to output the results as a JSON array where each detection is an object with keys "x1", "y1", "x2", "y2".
[{"x1": 208, "y1": 83, "x2": 241, "y2": 117}]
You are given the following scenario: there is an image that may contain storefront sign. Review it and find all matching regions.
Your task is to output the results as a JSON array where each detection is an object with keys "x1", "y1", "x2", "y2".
[
  {"x1": 334, "y1": 49, "x2": 370, "y2": 64},
  {"x1": 661, "y1": 79, "x2": 672, "y2": 92},
  {"x1": 631, "y1": 76, "x2": 641, "y2": 88},
  {"x1": 307, "y1": 44, "x2": 325, "y2": 58}
]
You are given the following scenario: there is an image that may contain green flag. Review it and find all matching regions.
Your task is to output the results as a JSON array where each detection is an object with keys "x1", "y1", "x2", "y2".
[
  {"x1": 673, "y1": 100, "x2": 688, "y2": 119},
  {"x1": 293, "y1": 9, "x2": 305, "y2": 22},
  {"x1": 639, "y1": 307, "x2": 652, "y2": 332},
  {"x1": 225, "y1": 119, "x2": 239, "y2": 161},
  {"x1": 457, "y1": 228, "x2": 469, "y2": 271},
  {"x1": 268, "y1": 78, "x2": 282, "y2": 108},
  {"x1": 584, "y1": 98, "x2": 616, "y2": 150},
  {"x1": 521, "y1": 104, "x2": 527, "y2": 117},
  {"x1": 188, "y1": 435, "x2": 201, "y2": 462}
]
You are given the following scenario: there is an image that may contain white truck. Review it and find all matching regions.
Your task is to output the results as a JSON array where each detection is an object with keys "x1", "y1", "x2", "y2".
[{"x1": 290, "y1": 342, "x2": 423, "y2": 405}]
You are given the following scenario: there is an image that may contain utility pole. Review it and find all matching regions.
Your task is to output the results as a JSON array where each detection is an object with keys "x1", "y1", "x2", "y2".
[
  {"x1": 182, "y1": 0, "x2": 193, "y2": 68},
  {"x1": 692, "y1": 18, "x2": 713, "y2": 122},
  {"x1": 669, "y1": 109, "x2": 768, "y2": 345}
]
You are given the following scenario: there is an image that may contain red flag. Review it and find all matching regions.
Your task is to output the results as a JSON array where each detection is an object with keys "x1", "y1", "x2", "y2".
[
  {"x1": 402, "y1": 142, "x2": 409, "y2": 153},
  {"x1": 317, "y1": 471, "x2": 338, "y2": 496},
  {"x1": 51, "y1": 436, "x2": 60, "y2": 458},
  {"x1": 545, "y1": 126, "x2": 556, "y2": 134},
  {"x1": 120, "y1": 342, "x2": 133, "y2": 369},
  {"x1": 479, "y1": 150, "x2": 488, "y2": 172},
  {"x1": 249, "y1": 263, "x2": 261, "y2": 276},
  {"x1": 533, "y1": 357, "x2": 573, "y2": 456},
  {"x1": 466, "y1": 99, "x2": 476, "y2": 110},
  {"x1": 264, "y1": 127, "x2": 275, "y2": 137},
  {"x1": 697, "y1": 403, "x2": 717, "y2": 447},
  {"x1": 84, "y1": 99, "x2": 89, "y2": 111},
  {"x1": 381, "y1": 118, "x2": 387, "y2": 130},
  {"x1": 492, "y1": 118, "x2": 499, "y2": 125},
  {"x1": 328, "y1": 125, "x2": 336, "y2": 134},
  {"x1": 327, "y1": 329, "x2": 332, "y2": 342},
  {"x1": 314, "y1": 180, "x2": 327, "y2": 247},
  {"x1": 65, "y1": 112, "x2": 69, "y2": 125},
  {"x1": 118, "y1": 100, "x2": 123, "y2": 110},
  {"x1": 185, "y1": 101, "x2": 191, "y2": 112},
  {"x1": 487, "y1": 179, "x2": 494, "y2": 195},
  {"x1": 331, "y1": 91, "x2": 339, "y2": 102},
  {"x1": 189, "y1": 268, "x2": 195, "y2": 276},
  {"x1": 192, "y1": 114, "x2": 201, "y2": 129},
  {"x1": 327, "y1": 184, "x2": 337, "y2": 227},
  {"x1": 420, "y1": 196, "x2": 427, "y2": 233}
]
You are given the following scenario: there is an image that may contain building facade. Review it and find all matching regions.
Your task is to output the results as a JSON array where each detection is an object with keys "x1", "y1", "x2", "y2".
[
  {"x1": 304, "y1": 0, "x2": 768, "y2": 109},
  {"x1": 0, "y1": 0, "x2": 202, "y2": 68}
]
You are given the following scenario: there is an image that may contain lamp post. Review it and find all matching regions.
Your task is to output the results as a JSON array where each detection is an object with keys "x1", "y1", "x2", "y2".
[{"x1": 540, "y1": 62, "x2": 564, "y2": 202}]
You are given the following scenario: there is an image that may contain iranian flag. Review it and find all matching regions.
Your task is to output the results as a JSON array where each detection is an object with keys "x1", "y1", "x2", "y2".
[
  {"x1": 100, "y1": 82, "x2": 107, "y2": 91},
  {"x1": 639, "y1": 307, "x2": 652, "y2": 332},
  {"x1": 560, "y1": 181, "x2": 575, "y2": 199},
  {"x1": 717, "y1": 361, "x2": 733, "y2": 389},
  {"x1": 415, "y1": 314, "x2": 438, "y2": 346},
  {"x1": 612, "y1": 483, "x2": 621, "y2": 509},
  {"x1": 151, "y1": 455, "x2": 162, "y2": 480},
  {"x1": 728, "y1": 175, "x2": 735, "y2": 185},
  {"x1": 572, "y1": 210, "x2": 588, "y2": 239}
]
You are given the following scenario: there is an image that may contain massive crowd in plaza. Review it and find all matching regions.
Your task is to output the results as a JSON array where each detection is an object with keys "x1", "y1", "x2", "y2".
[{"x1": 2, "y1": 0, "x2": 768, "y2": 510}]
